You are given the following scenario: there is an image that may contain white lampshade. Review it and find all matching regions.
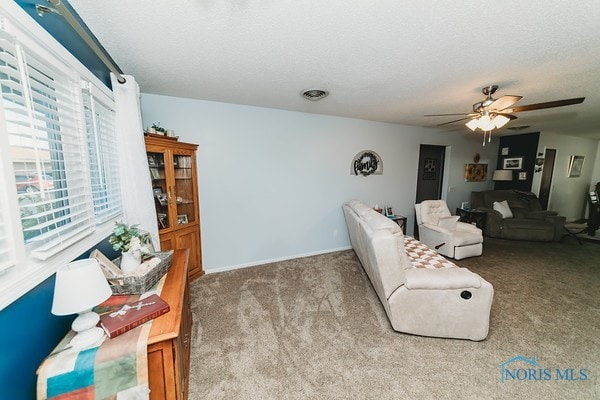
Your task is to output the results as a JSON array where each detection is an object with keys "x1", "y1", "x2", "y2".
[
  {"x1": 492, "y1": 170, "x2": 513, "y2": 181},
  {"x1": 493, "y1": 114, "x2": 510, "y2": 129},
  {"x1": 478, "y1": 114, "x2": 494, "y2": 131},
  {"x1": 465, "y1": 118, "x2": 479, "y2": 131},
  {"x1": 52, "y1": 259, "x2": 112, "y2": 348},
  {"x1": 52, "y1": 259, "x2": 112, "y2": 315}
]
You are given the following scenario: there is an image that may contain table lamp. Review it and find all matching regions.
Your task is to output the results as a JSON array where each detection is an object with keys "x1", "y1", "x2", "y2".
[
  {"x1": 51, "y1": 259, "x2": 112, "y2": 348},
  {"x1": 492, "y1": 170, "x2": 513, "y2": 181}
]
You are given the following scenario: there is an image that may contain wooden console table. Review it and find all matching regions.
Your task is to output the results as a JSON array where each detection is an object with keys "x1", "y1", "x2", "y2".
[
  {"x1": 38, "y1": 249, "x2": 192, "y2": 400},
  {"x1": 148, "y1": 249, "x2": 192, "y2": 400}
]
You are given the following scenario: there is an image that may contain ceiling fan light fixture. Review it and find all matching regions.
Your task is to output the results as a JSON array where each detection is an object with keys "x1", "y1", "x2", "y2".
[
  {"x1": 493, "y1": 114, "x2": 510, "y2": 129},
  {"x1": 478, "y1": 114, "x2": 494, "y2": 131},
  {"x1": 465, "y1": 119, "x2": 479, "y2": 131}
]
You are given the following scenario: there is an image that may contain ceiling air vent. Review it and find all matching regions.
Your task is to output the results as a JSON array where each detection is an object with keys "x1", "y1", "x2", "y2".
[{"x1": 301, "y1": 89, "x2": 329, "y2": 101}]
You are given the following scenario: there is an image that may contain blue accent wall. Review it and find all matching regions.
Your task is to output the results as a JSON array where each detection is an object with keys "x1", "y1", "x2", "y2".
[
  {"x1": 0, "y1": 239, "x2": 119, "y2": 399},
  {"x1": 15, "y1": 0, "x2": 118, "y2": 88},
  {"x1": 1, "y1": 3, "x2": 122, "y2": 398}
]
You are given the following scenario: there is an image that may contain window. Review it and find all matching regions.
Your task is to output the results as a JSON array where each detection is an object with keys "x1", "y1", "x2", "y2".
[
  {"x1": 83, "y1": 86, "x2": 122, "y2": 223},
  {"x1": 0, "y1": 9, "x2": 122, "y2": 309}
]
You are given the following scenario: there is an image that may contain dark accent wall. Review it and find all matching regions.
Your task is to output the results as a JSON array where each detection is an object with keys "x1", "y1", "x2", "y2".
[
  {"x1": 0, "y1": 239, "x2": 119, "y2": 399},
  {"x1": 15, "y1": 0, "x2": 118, "y2": 88},
  {"x1": 495, "y1": 132, "x2": 540, "y2": 192}
]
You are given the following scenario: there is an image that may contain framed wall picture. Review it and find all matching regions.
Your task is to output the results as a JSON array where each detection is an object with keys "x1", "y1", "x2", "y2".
[
  {"x1": 518, "y1": 172, "x2": 527, "y2": 181},
  {"x1": 464, "y1": 163, "x2": 488, "y2": 182},
  {"x1": 501, "y1": 147, "x2": 509, "y2": 156},
  {"x1": 423, "y1": 158, "x2": 437, "y2": 180},
  {"x1": 568, "y1": 155, "x2": 584, "y2": 178},
  {"x1": 503, "y1": 157, "x2": 523, "y2": 170}
]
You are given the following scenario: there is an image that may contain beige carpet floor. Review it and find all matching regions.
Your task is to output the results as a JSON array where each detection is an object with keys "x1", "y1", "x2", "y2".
[{"x1": 188, "y1": 237, "x2": 599, "y2": 399}]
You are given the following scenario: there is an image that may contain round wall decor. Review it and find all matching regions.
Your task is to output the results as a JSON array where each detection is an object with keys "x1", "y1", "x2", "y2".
[{"x1": 351, "y1": 150, "x2": 383, "y2": 176}]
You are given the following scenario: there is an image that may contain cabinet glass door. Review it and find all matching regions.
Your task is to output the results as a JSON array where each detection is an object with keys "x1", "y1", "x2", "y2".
[
  {"x1": 148, "y1": 151, "x2": 170, "y2": 230},
  {"x1": 173, "y1": 153, "x2": 196, "y2": 226}
]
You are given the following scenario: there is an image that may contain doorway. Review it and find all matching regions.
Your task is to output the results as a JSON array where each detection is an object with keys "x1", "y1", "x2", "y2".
[
  {"x1": 414, "y1": 145, "x2": 446, "y2": 237},
  {"x1": 538, "y1": 149, "x2": 556, "y2": 210}
]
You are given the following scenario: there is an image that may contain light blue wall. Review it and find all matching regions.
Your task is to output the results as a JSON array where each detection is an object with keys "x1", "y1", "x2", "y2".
[
  {"x1": 141, "y1": 94, "x2": 498, "y2": 272},
  {"x1": 532, "y1": 132, "x2": 600, "y2": 220}
]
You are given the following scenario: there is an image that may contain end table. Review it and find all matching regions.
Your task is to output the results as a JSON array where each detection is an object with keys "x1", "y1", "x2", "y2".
[
  {"x1": 388, "y1": 215, "x2": 407, "y2": 234},
  {"x1": 456, "y1": 208, "x2": 486, "y2": 232}
]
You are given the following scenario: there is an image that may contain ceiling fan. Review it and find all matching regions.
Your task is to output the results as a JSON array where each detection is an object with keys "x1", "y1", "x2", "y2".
[{"x1": 425, "y1": 85, "x2": 585, "y2": 145}]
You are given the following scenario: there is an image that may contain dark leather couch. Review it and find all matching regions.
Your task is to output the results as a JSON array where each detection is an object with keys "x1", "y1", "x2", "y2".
[{"x1": 471, "y1": 190, "x2": 565, "y2": 241}]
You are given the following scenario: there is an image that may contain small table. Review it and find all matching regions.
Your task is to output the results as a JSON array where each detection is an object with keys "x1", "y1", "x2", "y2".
[
  {"x1": 388, "y1": 215, "x2": 407, "y2": 234},
  {"x1": 456, "y1": 208, "x2": 487, "y2": 232}
]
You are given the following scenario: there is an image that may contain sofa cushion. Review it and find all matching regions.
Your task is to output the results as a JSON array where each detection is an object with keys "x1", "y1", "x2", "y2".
[
  {"x1": 453, "y1": 229, "x2": 484, "y2": 246},
  {"x1": 437, "y1": 216, "x2": 460, "y2": 230},
  {"x1": 493, "y1": 200, "x2": 513, "y2": 219}
]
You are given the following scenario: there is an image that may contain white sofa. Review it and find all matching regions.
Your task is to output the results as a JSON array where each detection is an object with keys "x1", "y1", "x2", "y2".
[{"x1": 342, "y1": 200, "x2": 494, "y2": 341}]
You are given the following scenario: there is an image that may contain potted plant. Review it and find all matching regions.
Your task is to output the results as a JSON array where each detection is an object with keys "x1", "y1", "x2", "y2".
[
  {"x1": 151, "y1": 122, "x2": 167, "y2": 135},
  {"x1": 109, "y1": 222, "x2": 153, "y2": 274}
]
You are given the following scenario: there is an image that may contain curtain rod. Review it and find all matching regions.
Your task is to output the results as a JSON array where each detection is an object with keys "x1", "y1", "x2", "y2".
[{"x1": 39, "y1": 1, "x2": 126, "y2": 84}]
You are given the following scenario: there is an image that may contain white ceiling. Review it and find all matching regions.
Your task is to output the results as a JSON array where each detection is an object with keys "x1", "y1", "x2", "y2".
[{"x1": 69, "y1": 0, "x2": 600, "y2": 139}]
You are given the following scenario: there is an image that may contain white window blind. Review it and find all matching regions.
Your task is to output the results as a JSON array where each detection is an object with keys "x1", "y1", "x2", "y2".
[
  {"x1": 0, "y1": 30, "x2": 95, "y2": 260},
  {"x1": 83, "y1": 86, "x2": 121, "y2": 223},
  {"x1": 0, "y1": 198, "x2": 15, "y2": 274}
]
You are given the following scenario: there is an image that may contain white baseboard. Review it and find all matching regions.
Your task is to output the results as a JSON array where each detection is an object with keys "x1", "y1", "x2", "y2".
[{"x1": 205, "y1": 246, "x2": 353, "y2": 274}]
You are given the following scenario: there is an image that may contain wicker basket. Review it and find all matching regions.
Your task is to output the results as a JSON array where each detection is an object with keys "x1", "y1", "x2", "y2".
[{"x1": 108, "y1": 251, "x2": 174, "y2": 295}]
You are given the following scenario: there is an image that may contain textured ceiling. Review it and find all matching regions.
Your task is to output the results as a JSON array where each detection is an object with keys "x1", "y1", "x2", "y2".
[{"x1": 69, "y1": 0, "x2": 600, "y2": 139}]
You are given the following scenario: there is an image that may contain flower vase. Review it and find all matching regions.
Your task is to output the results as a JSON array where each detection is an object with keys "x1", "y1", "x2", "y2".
[{"x1": 120, "y1": 250, "x2": 141, "y2": 275}]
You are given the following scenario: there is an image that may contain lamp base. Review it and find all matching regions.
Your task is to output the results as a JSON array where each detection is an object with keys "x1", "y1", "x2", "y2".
[
  {"x1": 70, "y1": 310, "x2": 106, "y2": 349},
  {"x1": 69, "y1": 327, "x2": 106, "y2": 349}
]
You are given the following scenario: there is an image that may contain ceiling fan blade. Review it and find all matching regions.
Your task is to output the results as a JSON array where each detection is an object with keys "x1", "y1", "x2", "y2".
[
  {"x1": 502, "y1": 97, "x2": 585, "y2": 113},
  {"x1": 487, "y1": 95, "x2": 522, "y2": 111},
  {"x1": 436, "y1": 116, "x2": 473, "y2": 126},
  {"x1": 495, "y1": 113, "x2": 518, "y2": 121},
  {"x1": 424, "y1": 113, "x2": 475, "y2": 117}
]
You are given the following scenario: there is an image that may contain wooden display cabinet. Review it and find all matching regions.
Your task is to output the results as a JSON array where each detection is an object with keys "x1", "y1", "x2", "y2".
[{"x1": 145, "y1": 135, "x2": 203, "y2": 280}]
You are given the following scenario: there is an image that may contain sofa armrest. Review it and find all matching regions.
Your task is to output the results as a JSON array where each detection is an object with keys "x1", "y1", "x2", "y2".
[
  {"x1": 404, "y1": 267, "x2": 482, "y2": 290},
  {"x1": 547, "y1": 215, "x2": 566, "y2": 241},
  {"x1": 475, "y1": 207, "x2": 503, "y2": 237},
  {"x1": 421, "y1": 223, "x2": 454, "y2": 236}
]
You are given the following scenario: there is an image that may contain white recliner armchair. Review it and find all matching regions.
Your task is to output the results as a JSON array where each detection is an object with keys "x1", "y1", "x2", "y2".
[{"x1": 415, "y1": 200, "x2": 483, "y2": 260}]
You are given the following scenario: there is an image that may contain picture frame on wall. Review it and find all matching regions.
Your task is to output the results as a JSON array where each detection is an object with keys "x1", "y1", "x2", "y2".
[
  {"x1": 464, "y1": 163, "x2": 488, "y2": 182},
  {"x1": 423, "y1": 158, "x2": 437, "y2": 180},
  {"x1": 518, "y1": 172, "x2": 527, "y2": 181},
  {"x1": 568, "y1": 155, "x2": 584, "y2": 178},
  {"x1": 503, "y1": 157, "x2": 523, "y2": 170}
]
